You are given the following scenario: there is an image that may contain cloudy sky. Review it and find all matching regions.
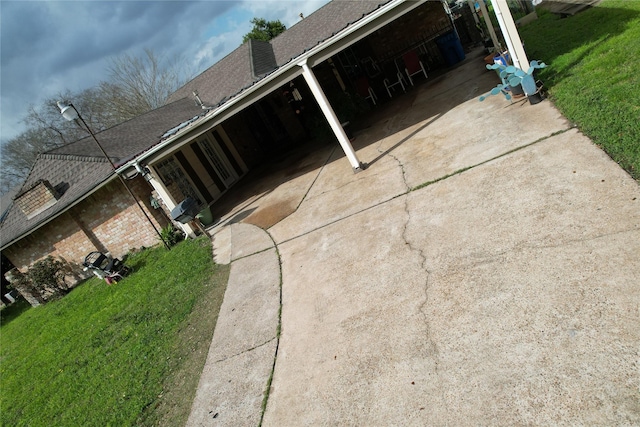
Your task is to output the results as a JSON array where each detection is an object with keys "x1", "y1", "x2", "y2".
[{"x1": 0, "y1": 0, "x2": 329, "y2": 144}]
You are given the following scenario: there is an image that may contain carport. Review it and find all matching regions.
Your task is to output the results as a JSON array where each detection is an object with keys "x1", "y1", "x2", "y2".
[{"x1": 120, "y1": 0, "x2": 530, "y2": 237}]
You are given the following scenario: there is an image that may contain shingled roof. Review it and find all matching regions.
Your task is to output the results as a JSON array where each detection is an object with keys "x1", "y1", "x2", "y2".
[
  {"x1": 0, "y1": 98, "x2": 204, "y2": 248},
  {"x1": 48, "y1": 98, "x2": 204, "y2": 166},
  {"x1": 270, "y1": 0, "x2": 390, "y2": 66},
  {"x1": 0, "y1": 154, "x2": 114, "y2": 248},
  {"x1": 1, "y1": 0, "x2": 395, "y2": 250},
  {"x1": 167, "y1": 0, "x2": 390, "y2": 106}
]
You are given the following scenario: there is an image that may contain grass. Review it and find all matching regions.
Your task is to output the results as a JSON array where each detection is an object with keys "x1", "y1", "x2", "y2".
[
  {"x1": 0, "y1": 237, "x2": 229, "y2": 426},
  {"x1": 518, "y1": 0, "x2": 640, "y2": 180}
]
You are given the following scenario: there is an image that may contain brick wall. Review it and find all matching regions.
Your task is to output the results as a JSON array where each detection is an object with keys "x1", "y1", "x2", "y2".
[
  {"x1": 4, "y1": 177, "x2": 169, "y2": 282},
  {"x1": 14, "y1": 180, "x2": 59, "y2": 219},
  {"x1": 71, "y1": 176, "x2": 168, "y2": 255},
  {"x1": 367, "y1": 2, "x2": 451, "y2": 60},
  {"x1": 4, "y1": 211, "x2": 91, "y2": 275}
]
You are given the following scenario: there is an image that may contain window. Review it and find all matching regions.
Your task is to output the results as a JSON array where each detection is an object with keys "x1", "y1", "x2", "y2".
[
  {"x1": 199, "y1": 135, "x2": 232, "y2": 182},
  {"x1": 155, "y1": 157, "x2": 200, "y2": 203}
]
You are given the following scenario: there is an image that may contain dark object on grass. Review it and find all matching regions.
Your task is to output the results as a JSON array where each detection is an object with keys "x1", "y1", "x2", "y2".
[{"x1": 83, "y1": 252, "x2": 129, "y2": 284}]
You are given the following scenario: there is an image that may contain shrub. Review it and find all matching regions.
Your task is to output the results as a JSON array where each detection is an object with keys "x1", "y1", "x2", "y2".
[
  {"x1": 28, "y1": 256, "x2": 70, "y2": 299},
  {"x1": 159, "y1": 224, "x2": 184, "y2": 247},
  {"x1": 6, "y1": 268, "x2": 36, "y2": 295}
]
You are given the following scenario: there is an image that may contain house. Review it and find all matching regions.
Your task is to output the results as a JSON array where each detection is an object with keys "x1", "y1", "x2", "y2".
[
  {"x1": 1, "y1": 0, "x2": 478, "y2": 302},
  {"x1": 0, "y1": 99, "x2": 204, "y2": 300}
]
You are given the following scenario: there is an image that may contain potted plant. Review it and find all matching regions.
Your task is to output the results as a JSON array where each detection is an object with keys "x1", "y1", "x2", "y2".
[{"x1": 479, "y1": 60, "x2": 547, "y2": 104}]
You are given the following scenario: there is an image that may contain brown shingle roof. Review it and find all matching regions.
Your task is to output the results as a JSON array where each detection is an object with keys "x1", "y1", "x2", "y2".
[
  {"x1": 167, "y1": 0, "x2": 389, "y2": 106},
  {"x1": 166, "y1": 43, "x2": 254, "y2": 106},
  {"x1": 0, "y1": 153, "x2": 114, "y2": 247},
  {"x1": 48, "y1": 98, "x2": 204, "y2": 165},
  {"x1": 271, "y1": 0, "x2": 389, "y2": 66}
]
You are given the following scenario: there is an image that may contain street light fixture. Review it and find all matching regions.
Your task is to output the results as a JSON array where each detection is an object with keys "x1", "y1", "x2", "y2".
[{"x1": 57, "y1": 101, "x2": 170, "y2": 250}]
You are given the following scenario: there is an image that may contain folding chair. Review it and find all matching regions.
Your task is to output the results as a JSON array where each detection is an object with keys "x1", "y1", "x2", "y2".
[
  {"x1": 382, "y1": 61, "x2": 406, "y2": 98},
  {"x1": 355, "y1": 76, "x2": 377, "y2": 105},
  {"x1": 402, "y1": 50, "x2": 428, "y2": 86},
  {"x1": 383, "y1": 74, "x2": 406, "y2": 98}
]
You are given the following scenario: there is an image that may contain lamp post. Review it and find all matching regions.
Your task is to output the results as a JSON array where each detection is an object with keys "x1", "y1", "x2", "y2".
[{"x1": 57, "y1": 101, "x2": 170, "y2": 250}]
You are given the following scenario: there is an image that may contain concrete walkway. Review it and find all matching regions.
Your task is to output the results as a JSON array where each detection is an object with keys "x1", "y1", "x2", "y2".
[
  {"x1": 187, "y1": 49, "x2": 640, "y2": 426},
  {"x1": 186, "y1": 223, "x2": 280, "y2": 426}
]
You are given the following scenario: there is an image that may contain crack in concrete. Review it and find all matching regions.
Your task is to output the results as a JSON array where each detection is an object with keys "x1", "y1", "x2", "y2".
[
  {"x1": 376, "y1": 116, "x2": 449, "y2": 407},
  {"x1": 213, "y1": 336, "x2": 277, "y2": 364},
  {"x1": 400, "y1": 193, "x2": 450, "y2": 413},
  {"x1": 375, "y1": 138, "x2": 410, "y2": 192},
  {"x1": 376, "y1": 118, "x2": 457, "y2": 407}
]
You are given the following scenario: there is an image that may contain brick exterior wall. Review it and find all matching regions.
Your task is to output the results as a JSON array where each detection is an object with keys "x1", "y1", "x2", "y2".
[
  {"x1": 14, "y1": 180, "x2": 59, "y2": 219},
  {"x1": 367, "y1": 1, "x2": 451, "y2": 60},
  {"x1": 5, "y1": 211, "x2": 89, "y2": 273},
  {"x1": 4, "y1": 177, "x2": 169, "y2": 282}
]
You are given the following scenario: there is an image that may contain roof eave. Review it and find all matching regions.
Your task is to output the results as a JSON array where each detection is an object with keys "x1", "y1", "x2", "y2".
[{"x1": 118, "y1": 0, "x2": 424, "y2": 172}]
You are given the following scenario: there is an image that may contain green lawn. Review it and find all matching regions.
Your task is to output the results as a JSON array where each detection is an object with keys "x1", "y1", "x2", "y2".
[
  {"x1": 0, "y1": 237, "x2": 229, "y2": 426},
  {"x1": 519, "y1": 0, "x2": 640, "y2": 180}
]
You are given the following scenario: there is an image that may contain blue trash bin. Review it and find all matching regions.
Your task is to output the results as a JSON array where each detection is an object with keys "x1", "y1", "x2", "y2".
[{"x1": 436, "y1": 32, "x2": 465, "y2": 66}]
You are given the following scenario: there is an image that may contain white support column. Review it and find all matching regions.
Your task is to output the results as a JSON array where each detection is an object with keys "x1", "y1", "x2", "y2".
[
  {"x1": 492, "y1": 0, "x2": 530, "y2": 71},
  {"x1": 299, "y1": 61, "x2": 365, "y2": 172},
  {"x1": 478, "y1": 0, "x2": 501, "y2": 53},
  {"x1": 144, "y1": 166, "x2": 197, "y2": 238}
]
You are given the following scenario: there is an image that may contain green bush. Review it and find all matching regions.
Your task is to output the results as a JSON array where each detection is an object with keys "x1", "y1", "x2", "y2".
[
  {"x1": 29, "y1": 257, "x2": 69, "y2": 296},
  {"x1": 159, "y1": 223, "x2": 184, "y2": 247},
  {"x1": 6, "y1": 268, "x2": 36, "y2": 296}
]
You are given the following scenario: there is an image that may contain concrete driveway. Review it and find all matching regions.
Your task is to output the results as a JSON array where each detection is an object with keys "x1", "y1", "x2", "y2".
[{"x1": 187, "y1": 49, "x2": 640, "y2": 426}]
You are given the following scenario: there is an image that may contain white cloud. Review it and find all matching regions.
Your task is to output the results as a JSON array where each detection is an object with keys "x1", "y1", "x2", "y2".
[{"x1": 0, "y1": 0, "x2": 330, "y2": 144}]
